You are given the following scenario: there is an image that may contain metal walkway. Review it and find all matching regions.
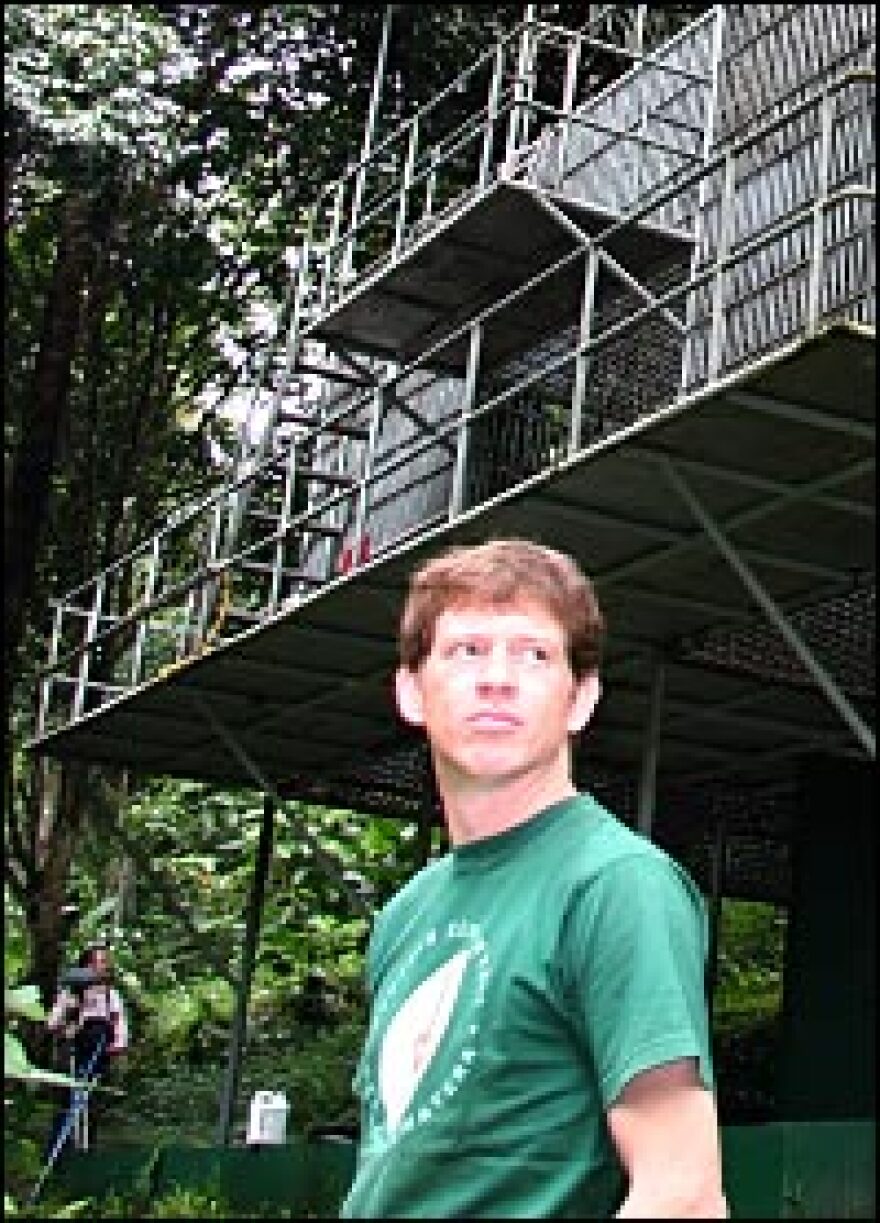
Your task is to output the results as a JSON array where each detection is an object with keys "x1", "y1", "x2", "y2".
[{"x1": 31, "y1": 322, "x2": 874, "y2": 785}]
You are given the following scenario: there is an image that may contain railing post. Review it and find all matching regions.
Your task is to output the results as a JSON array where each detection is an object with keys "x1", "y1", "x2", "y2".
[
  {"x1": 192, "y1": 500, "x2": 226, "y2": 655},
  {"x1": 267, "y1": 442, "x2": 298, "y2": 615},
  {"x1": 632, "y1": 101, "x2": 648, "y2": 203},
  {"x1": 679, "y1": 4, "x2": 726, "y2": 396},
  {"x1": 130, "y1": 535, "x2": 161, "y2": 687},
  {"x1": 280, "y1": 221, "x2": 315, "y2": 405},
  {"x1": 449, "y1": 323, "x2": 483, "y2": 519},
  {"x1": 72, "y1": 574, "x2": 106, "y2": 720},
  {"x1": 633, "y1": 4, "x2": 647, "y2": 56},
  {"x1": 343, "y1": 4, "x2": 394, "y2": 283},
  {"x1": 321, "y1": 180, "x2": 345, "y2": 312},
  {"x1": 707, "y1": 149, "x2": 736, "y2": 383},
  {"x1": 504, "y1": 6, "x2": 537, "y2": 167},
  {"x1": 520, "y1": 8, "x2": 538, "y2": 150},
  {"x1": 478, "y1": 42, "x2": 506, "y2": 189},
  {"x1": 38, "y1": 602, "x2": 64, "y2": 738},
  {"x1": 351, "y1": 384, "x2": 384, "y2": 560},
  {"x1": 424, "y1": 149, "x2": 437, "y2": 221},
  {"x1": 556, "y1": 33, "x2": 582, "y2": 189},
  {"x1": 807, "y1": 90, "x2": 835, "y2": 331},
  {"x1": 394, "y1": 117, "x2": 419, "y2": 257},
  {"x1": 568, "y1": 246, "x2": 598, "y2": 456}
]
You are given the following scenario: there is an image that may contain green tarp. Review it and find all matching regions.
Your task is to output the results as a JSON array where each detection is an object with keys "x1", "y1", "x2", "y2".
[{"x1": 52, "y1": 1121, "x2": 875, "y2": 1218}]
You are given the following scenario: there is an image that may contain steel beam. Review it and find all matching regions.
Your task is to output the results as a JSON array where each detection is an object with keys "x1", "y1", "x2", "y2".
[
  {"x1": 727, "y1": 390, "x2": 875, "y2": 442},
  {"x1": 628, "y1": 447, "x2": 874, "y2": 520},
  {"x1": 603, "y1": 452, "x2": 875, "y2": 591},
  {"x1": 662, "y1": 458, "x2": 875, "y2": 758}
]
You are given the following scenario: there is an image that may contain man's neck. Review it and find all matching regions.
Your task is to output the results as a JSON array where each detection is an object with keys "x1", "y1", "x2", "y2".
[{"x1": 436, "y1": 758, "x2": 577, "y2": 846}]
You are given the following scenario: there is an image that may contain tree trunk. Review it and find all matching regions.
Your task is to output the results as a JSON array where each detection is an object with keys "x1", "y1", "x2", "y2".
[
  {"x1": 26, "y1": 759, "x2": 92, "y2": 1061},
  {"x1": 4, "y1": 188, "x2": 93, "y2": 739}
]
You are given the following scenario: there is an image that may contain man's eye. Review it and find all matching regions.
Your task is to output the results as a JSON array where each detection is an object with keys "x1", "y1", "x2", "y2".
[
  {"x1": 450, "y1": 641, "x2": 481, "y2": 659},
  {"x1": 521, "y1": 645, "x2": 550, "y2": 663}
]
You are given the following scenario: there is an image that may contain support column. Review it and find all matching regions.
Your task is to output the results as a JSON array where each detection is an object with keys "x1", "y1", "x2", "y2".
[
  {"x1": 706, "y1": 813, "x2": 727, "y2": 1023},
  {"x1": 449, "y1": 322, "x2": 483, "y2": 519},
  {"x1": 216, "y1": 794, "x2": 275, "y2": 1145},
  {"x1": 569, "y1": 247, "x2": 598, "y2": 457},
  {"x1": 415, "y1": 748, "x2": 435, "y2": 870},
  {"x1": 636, "y1": 655, "x2": 665, "y2": 837}
]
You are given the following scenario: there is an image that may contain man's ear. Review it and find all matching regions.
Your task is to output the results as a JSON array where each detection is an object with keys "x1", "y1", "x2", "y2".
[
  {"x1": 567, "y1": 671, "x2": 601, "y2": 734},
  {"x1": 395, "y1": 666, "x2": 426, "y2": 728}
]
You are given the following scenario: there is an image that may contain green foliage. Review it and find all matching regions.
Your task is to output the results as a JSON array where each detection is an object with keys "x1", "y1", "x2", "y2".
[
  {"x1": 6, "y1": 984, "x2": 46, "y2": 1023},
  {"x1": 4, "y1": 981, "x2": 90, "y2": 1090},
  {"x1": 712, "y1": 899, "x2": 787, "y2": 1123},
  {"x1": 714, "y1": 899, "x2": 786, "y2": 1033}
]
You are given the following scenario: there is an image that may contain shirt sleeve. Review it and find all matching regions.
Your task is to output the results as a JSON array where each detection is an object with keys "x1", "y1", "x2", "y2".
[
  {"x1": 47, "y1": 989, "x2": 75, "y2": 1031},
  {"x1": 560, "y1": 852, "x2": 715, "y2": 1109}
]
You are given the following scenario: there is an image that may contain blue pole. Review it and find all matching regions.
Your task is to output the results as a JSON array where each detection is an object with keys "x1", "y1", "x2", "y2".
[{"x1": 29, "y1": 1031, "x2": 108, "y2": 1205}]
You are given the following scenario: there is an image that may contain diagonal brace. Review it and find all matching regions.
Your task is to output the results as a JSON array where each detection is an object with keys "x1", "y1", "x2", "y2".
[{"x1": 661, "y1": 458, "x2": 874, "y2": 759}]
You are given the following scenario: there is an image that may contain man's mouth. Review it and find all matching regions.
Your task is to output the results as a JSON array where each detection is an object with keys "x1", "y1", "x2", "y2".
[{"x1": 466, "y1": 712, "x2": 523, "y2": 728}]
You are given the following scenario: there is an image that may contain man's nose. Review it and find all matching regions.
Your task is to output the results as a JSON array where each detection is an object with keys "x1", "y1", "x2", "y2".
[{"x1": 477, "y1": 645, "x2": 516, "y2": 688}]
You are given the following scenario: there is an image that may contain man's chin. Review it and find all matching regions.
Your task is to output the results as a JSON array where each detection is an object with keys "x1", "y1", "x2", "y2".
[{"x1": 444, "y1": 750, "x2": 535, "y2": 786}]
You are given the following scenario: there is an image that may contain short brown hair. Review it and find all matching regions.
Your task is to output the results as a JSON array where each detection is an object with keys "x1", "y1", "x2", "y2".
[{"x1": 399, "y1": 539, "x2": 604, "y2": 678}]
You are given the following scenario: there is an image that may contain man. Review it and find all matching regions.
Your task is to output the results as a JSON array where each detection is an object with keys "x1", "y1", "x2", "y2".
[
  {"x1": 342, "y1": 539, "x2": 727, "y2": 1218},
  {"x1": 44, "y1": 941, "x2": 128, "y2": 1159}
]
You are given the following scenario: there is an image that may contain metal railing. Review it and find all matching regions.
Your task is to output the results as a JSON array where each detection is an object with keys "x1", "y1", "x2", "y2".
[
  {"x1": 299, "y1": 7, "x2": 718, "y2": 322},
  {"x1": 34, "y1": 29, "x2": 874, "y2": 744}
]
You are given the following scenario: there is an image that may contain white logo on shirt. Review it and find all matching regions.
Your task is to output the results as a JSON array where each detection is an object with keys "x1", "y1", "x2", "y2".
[
  {"x1": 379, "y1": 948, "x2": 471, "y2": 1133},
  {"x1": 360, "y1": 920, "x2": 491, "y2": 1150}
]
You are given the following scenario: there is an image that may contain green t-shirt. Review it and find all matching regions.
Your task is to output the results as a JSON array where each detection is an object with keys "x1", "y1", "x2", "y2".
[{"x1": 342, "y1": 793, "x2": 714, "y2": 1218}]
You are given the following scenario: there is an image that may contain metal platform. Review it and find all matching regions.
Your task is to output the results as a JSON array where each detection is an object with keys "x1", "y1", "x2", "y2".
[
  {"x1": 30, "y1": 323, "x2": 875, "y2": 807},
  {"x1": 311, "y1": 179, "x2": 692, "y2": 371}
]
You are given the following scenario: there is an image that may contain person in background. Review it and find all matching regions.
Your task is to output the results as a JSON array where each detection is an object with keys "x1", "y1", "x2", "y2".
[
  {"x1": 44, "y1": 941, "x2": 128, "y2": 1159},
  {"x1": 342, "y1": 538, "x2": 727, "y2": 1218}
]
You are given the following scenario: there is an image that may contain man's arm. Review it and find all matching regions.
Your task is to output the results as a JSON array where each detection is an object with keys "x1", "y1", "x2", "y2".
[
  {"x1": 607, "y1": 1058, "x2": 728, "y2": 1219},
  {"x1": 108, "y1": 987, "x2": 129, "y2": 1054}
]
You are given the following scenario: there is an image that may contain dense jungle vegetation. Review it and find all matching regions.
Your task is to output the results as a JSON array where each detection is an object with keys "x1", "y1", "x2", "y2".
[{"x1": 5, "y1": 5, "x2": 779, "y2": 1216}]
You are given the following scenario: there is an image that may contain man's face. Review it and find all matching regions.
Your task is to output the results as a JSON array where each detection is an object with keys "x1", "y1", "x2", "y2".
[
  {"x1": 91, "y1": 949, "x2": 109, "y2": 976},
  {"x1": 395, "y1": 598, "x2": 599, "y2": 787}
]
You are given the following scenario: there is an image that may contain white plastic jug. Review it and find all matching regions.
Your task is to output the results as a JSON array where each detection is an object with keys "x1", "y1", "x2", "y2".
[{"x1": 245, "y1": 1090, "x2": 289, "y2": 1145}]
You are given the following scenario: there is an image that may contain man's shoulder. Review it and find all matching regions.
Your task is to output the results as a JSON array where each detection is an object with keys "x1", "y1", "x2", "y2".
[{"x1": 561, "y1": 793, "x2": 702, "y2": 900}]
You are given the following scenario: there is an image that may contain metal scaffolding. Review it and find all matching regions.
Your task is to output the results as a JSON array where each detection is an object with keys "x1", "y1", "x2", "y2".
[{"x1": 29, "y1": 4, "x2": 875, "y2": 904}]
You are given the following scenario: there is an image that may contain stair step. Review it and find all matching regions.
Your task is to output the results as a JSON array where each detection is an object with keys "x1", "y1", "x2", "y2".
[
  {"x1": 225, "y1": 606, "x2": 262, "y2": 624},
  {"x1": 293, "y1": 362, "x2": 372, "y2": 387},
  {"x1": 244, "y1": 509, "x2": 345, "y2": 537},
  {"x1": 240, "y1": 561, "x2": 323, "y2": 583},
  {"x1": 266, "y1": 464, "x2": 356, "y2": 487},
  {"x1": 276, "y1": 410, "x2": 369, "y2": 440},
  {"x1": 246, "y1": 507, "x2": 285, "y2": 522}
]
